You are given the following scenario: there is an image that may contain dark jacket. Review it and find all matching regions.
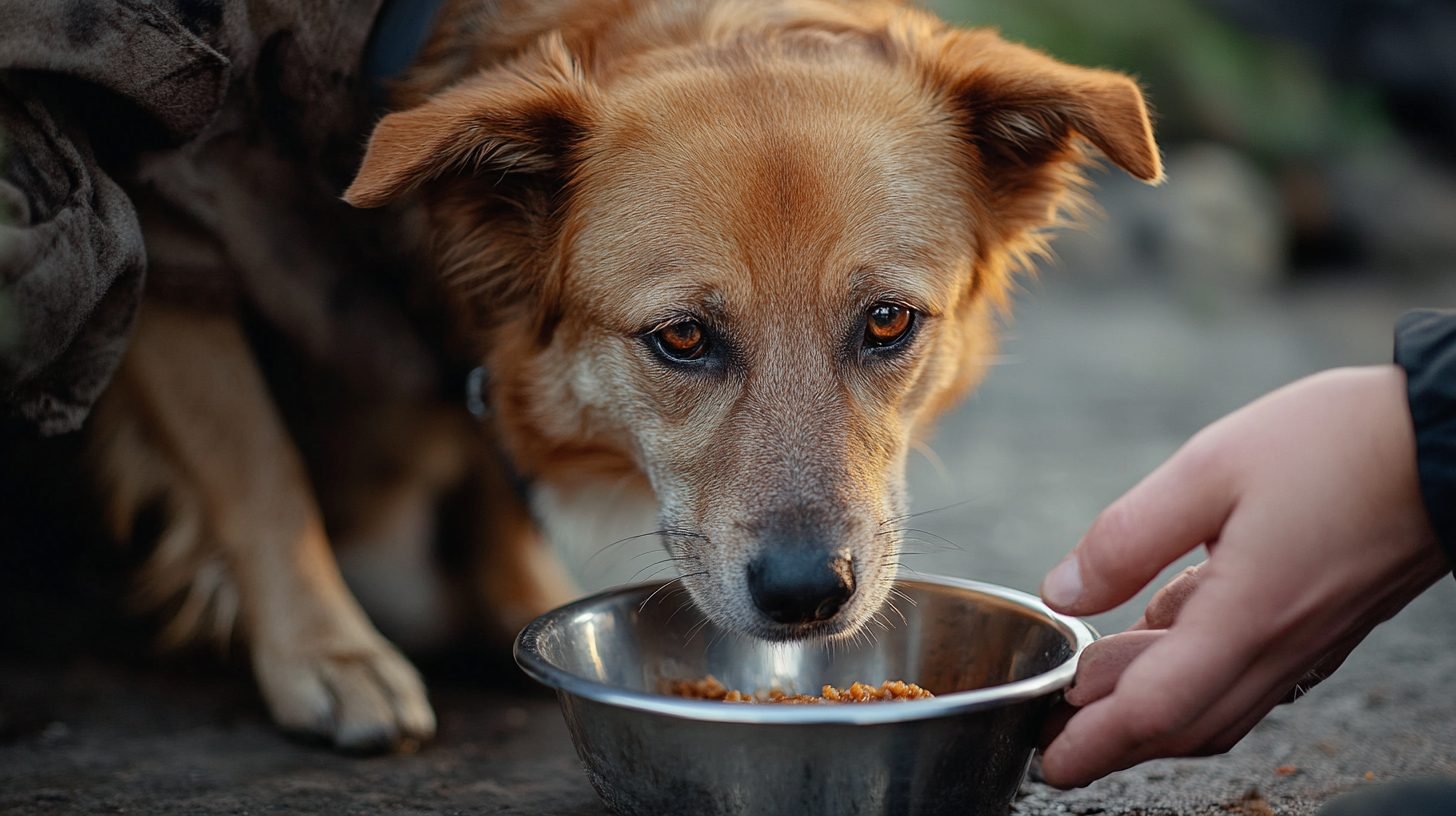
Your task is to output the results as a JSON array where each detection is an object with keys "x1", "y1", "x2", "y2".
[
  {"x1": 1396, "y1": 310, "x2": 1456, "y2": 561},
  {"x1": 0, "y1": 0, "x2": 443, "y2": 435}
]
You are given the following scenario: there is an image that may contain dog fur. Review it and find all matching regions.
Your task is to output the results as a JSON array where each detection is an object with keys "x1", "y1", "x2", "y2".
[{"x1": 90, "y1": 0, "x2": 1159, "y2": 752}]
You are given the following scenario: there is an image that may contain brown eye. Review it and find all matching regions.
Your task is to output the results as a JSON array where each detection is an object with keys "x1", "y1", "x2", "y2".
[
  {"x1": 652, "y1": 320, "x2": 709, "y2": 362},
  {"x1": 864, "y1": 303, "x2": 914, "y2": 349}
]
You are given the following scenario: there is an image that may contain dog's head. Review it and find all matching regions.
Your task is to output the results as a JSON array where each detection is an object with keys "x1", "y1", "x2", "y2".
[{"x1": 346, "y1": 2, "x2": 1159, "y2": 641}]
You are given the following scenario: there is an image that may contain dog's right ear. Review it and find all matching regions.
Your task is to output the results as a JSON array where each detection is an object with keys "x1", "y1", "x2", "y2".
[{"x1": 344, "y1": 35, "x2": 595, "y2": 208}]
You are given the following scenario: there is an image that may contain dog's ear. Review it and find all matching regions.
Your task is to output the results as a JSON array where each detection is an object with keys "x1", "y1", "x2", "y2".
[
  {"x1": 931, "y1": 29, "x2": 1160, "y2": 181},
  {"x1": 345, "y1": 36, "x2": 593, "y2": 335},
  {"x1": 344, "y1": 35, "x2": 593, "y2": 208},
  {"x1": 915, "y1": 27, "x2": 1160, "y2": 246}
]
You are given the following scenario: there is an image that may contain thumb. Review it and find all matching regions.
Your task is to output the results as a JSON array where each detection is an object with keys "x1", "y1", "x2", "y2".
[{"x1": 1042, "y1": 438, "x2": 1235, "y2": 615}]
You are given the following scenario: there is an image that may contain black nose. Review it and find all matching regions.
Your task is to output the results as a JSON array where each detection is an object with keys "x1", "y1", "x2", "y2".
[{"x1": 747, "y1": 552, "x2": 856, "y2": 625}]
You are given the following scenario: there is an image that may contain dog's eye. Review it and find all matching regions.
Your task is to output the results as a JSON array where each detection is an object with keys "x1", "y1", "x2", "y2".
[
  {"x1": 651, "y1": 320, "x2": 710, "y2": 362},
  {"x1": 864, "y1": 303, "x2": 915, "y2": 349}
]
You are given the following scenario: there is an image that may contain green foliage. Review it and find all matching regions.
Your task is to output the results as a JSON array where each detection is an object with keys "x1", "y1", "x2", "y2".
[{"x1": 926, "y1": 0, "x2": 1394, "y2": 164}]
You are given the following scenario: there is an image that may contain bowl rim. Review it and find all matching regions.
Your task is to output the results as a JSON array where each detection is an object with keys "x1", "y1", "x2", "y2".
[{"x1": 513, "y1": 574, "x2": 1095, "y2": 725}]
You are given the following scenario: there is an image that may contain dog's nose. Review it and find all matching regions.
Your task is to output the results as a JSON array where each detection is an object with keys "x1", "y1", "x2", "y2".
[{"x1": 747, "y1": 552, "x2": 855, "y2": 624}]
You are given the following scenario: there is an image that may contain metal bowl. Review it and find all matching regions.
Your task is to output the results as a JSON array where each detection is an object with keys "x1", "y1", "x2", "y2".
[{"x1": 515, "y1": 575, "x2": 1094, "y2": 816}]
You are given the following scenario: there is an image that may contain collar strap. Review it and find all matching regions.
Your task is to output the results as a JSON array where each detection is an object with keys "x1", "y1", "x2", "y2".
[
  {"x1": 465, "y1": 365, "x2": 491, "y2": 419},
  {"x1": 364, "y1": 0, "x2": 450, "y2": 99}
]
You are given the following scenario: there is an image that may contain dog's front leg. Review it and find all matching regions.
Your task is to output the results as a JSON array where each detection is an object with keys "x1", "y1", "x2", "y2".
[{"x1": 106, "y1": 304, "x2": 435, "y2": 752}]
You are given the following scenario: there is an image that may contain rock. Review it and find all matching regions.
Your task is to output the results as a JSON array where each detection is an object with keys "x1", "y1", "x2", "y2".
[
  {"x1": 1324, "y1": 145, "x2": 1456, "y2": 277},
  {"x1": 1052, "y1": 143, "x2": 1287, "y2": 299}
]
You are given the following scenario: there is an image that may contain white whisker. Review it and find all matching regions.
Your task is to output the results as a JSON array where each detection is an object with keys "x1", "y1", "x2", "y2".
[{"x1": 888, "y1": 587, "x2": 918, "y2": 606}]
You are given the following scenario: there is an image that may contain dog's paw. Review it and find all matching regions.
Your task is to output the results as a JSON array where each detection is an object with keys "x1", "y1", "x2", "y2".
[{"x1": 252, "y1": 636, "x2": 436, "y2": 754}]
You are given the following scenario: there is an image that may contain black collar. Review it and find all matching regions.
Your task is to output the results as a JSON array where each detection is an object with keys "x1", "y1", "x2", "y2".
[{"x1": 364, "y1": 0, "x2": 450, "y2": 102}]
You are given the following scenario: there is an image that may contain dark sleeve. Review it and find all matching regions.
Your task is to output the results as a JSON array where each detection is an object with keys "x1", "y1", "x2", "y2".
[{"x1": 1394, "y1": 309, "x2": 1456, "y2": 561}]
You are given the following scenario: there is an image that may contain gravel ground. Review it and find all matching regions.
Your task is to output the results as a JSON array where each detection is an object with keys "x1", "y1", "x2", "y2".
[{"x1": 3, "y1": 272, "x2": 1455, "y2": 815}]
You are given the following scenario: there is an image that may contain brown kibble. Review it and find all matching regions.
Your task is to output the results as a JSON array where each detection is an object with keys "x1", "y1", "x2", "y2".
[
  {"x1": 667, "y1": 675, "x2": 732, "y2": 700},
  {"x1": 1275, "y1": 764, "x2": 1298, "y2": 777},
  {"x1": 668, "y1": 676, "x2": 934, "y2": 703},
  {"x1": 1364, "y1": 771, "x2": 1376, "y2": 782}
]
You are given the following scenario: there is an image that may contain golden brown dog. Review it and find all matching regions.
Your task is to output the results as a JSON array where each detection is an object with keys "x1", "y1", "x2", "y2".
[{"x1": 91, "y1": 0, "x2": 1159, "y2": 753}]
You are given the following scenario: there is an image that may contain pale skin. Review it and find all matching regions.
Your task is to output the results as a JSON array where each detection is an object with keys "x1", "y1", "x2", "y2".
[{"x1": 1037, "y1": 364, "x2": 1448, "y2": 789}]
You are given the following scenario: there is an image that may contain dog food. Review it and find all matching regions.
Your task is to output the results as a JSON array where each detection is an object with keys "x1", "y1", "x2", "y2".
[{"x1": 668, "y1": 675, "x2": 933, "y2": 703}]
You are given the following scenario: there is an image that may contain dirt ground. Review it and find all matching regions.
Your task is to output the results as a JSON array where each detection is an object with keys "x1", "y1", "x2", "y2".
[{"x1": 4, "y1": 275, "x2": 1456, "y2": 814}]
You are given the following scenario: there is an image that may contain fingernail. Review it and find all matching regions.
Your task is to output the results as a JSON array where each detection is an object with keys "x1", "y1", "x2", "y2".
[{"x1": 1043, "y1": 555, "x2": 1083, "y2": 609}]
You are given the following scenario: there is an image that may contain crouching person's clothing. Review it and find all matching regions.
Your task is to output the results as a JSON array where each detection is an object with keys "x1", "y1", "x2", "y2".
[{"x1": 0, "y1": 0, "x2": 444, "y2": 435}]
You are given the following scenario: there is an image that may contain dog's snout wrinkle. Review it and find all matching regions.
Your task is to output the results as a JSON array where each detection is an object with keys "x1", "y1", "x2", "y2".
[{"x1": 746, "y1": 551, "x2": 855, "y2": 625}]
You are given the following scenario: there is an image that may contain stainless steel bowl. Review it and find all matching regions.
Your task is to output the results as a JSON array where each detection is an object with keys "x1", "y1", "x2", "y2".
[{"x1": 515, "y1": 575, "x2": 1094, "y2": 816}]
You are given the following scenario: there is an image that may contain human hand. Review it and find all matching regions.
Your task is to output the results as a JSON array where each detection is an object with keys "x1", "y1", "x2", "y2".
[{"x1": 1037, "y1": 365, "x2": 1448, "y2": 788}]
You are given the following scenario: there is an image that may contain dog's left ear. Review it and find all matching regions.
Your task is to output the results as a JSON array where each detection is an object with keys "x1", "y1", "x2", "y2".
[
  {"x1": 344, "y1": 34, "x2": 594, "y2": 208},
  {"x1": 930, "y1": 28, "x2": 1160, "y2": 182},
  {"x1": 915, "y1": 27, "x2": 1161, "y2": 246}
]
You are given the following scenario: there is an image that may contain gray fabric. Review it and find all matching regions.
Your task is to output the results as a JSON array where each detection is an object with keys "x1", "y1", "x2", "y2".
[
  {"x1": 0, "y1": 0, "x2": 229, "y2": 142},
  {"x1": 0, "y1": 0, "x2": 441, "y2": 435},
  {"x1": 0, "y1": 78, "x2": 147, "y2": 434},
  {"x1": 0, "y1": 0, "x2": 228, "y2": 433}
]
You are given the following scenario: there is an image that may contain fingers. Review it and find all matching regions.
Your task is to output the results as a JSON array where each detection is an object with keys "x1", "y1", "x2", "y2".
[
  {"x1": 1040, "y1": 572, "x2": 1275, "y2": 787},
  {"x1": 1042, "y1": 437, "x2": 1235, "y2": 616},
  {"x1": 1065, "y1": 630, "x2": 1162, "y2": 707},
  {"x1": 1042, "y1": 555, "x2": 1374, "y2": 788},
  {"x1": 1041, "y1": 631, "x2": 1249, "y2": 785},
  {"x1": 1129, "y1": 563, "x2": 1205, "y2": 632},
  {"x1": 1042, "y1": 567, "x2": 1407, "y2": 789},
  {"x1": 1038, "y1": 702, "x2": 1077, "y2": 751}
]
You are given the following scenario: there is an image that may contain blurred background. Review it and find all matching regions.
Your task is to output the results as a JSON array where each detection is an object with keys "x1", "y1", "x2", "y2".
[{"x1": 935, "y1": 0, "x2": 1456, "y2": 293}]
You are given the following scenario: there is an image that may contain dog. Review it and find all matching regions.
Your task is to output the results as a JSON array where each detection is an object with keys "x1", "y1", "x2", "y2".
[{"x1": 89, "y1": 0, "x2": 1159, "y2": 753}]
